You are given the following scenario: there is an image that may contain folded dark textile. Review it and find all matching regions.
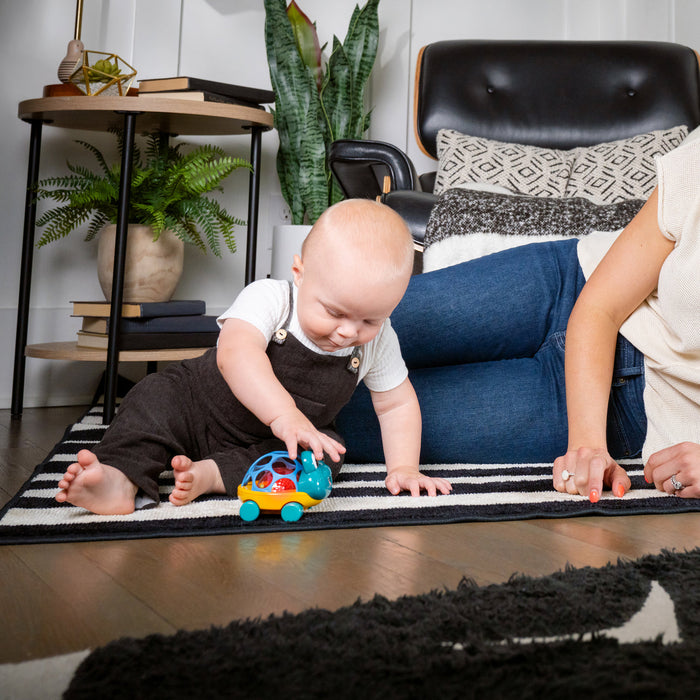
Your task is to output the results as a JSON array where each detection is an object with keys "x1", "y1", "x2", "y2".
[{"x1": 425, "y1": 188, "x2": 644, "y2": 248}]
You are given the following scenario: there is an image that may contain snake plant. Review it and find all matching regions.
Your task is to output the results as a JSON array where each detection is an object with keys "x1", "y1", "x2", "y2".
[
  {"x1": 265, "y1": 0, "x2": 380, "y2": 224},
  {"x1": 34, "y1": 130, "x2": 252, "y2": 257}
]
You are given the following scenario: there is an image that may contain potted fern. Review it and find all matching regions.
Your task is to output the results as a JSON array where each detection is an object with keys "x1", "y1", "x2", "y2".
[
  {"x1": 35, "y1": 129, "x2": 251, "y2": 301},
  {"x1": 264, "y1": 0, "x2": 380, "y2": 226}
]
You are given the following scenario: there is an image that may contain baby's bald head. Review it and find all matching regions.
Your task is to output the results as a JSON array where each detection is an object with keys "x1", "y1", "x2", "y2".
[{"x1": 300, "y1": 199, "x2": 414, "y2": 285}]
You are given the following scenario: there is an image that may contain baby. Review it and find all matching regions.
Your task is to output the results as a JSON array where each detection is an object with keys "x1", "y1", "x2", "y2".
[{"x1": 56, "y1": 199, "x2": 452, "y2": 515}]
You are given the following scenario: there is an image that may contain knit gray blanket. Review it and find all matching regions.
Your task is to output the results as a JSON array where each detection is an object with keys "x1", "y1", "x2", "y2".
[{"x1": 423, "y1": 188, "x2": 643, "y2": 272}]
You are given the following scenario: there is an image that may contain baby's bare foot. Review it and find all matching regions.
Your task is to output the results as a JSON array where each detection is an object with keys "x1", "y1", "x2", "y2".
[
  {"x1": 169, "y1": 455, "x2": 225, "y2": 506},
  {"x1": 55, "y1": 449, "x2": 138, "y2": 515}
]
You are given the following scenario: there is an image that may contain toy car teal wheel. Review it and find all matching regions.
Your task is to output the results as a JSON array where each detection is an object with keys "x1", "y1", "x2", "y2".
[
  {"x1": 281, "y1": 501, "x2": 304, "y2": 522},
  {"x1": 239, "y1": 500, "x2": 260, "y2": 522}
]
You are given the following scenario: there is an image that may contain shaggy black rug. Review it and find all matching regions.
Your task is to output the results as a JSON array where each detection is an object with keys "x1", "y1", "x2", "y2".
[
  {"x1": 2, "y1": 405, "x2": 700, "y2": 544},
  {"x1": 64, "y1": 548, "x2": 699, "y2": 699}
]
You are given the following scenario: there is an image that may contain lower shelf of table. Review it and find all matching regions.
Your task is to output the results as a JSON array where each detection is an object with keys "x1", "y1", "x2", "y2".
[{"x1": 25, "y1": 341, "x2": 210, "y2": 362}]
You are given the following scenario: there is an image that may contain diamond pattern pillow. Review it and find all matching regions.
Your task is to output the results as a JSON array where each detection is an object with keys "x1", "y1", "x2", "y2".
[
  {"x1": 434, "y1": 126, "x2": 689, "y2": 202},
  {"x1": 434, "y1": 129, "x2": 572, "y2": 197},
  {"x1": 566, "y1": 126, "x2": 688, "y2": 203}
]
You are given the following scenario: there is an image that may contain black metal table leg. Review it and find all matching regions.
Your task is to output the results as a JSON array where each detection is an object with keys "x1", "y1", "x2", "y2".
[
  {"x1": 103, "y1": 111, "x2": 138, "y2": 424},
  {"x1": 11, "y1": 119, "x2": 44, "y2": 418},
  {"x1": 245, "y1": 125, "x2": 263, "y2": 286}
]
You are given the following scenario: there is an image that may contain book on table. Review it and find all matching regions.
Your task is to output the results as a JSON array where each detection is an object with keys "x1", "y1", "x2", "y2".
[
  {"x1": 137, "y1": 90, "x2": 260, "y2": 107},
  {"x1": 136, "y1": 77, "x2": 275, "y2": 107},
  {"x1": 76, "y1": 330, "x2": 220, "y2": 350},
  {"x1": 80, "y1": 314, "x2": 220, "y2": 334},
  {"x1": 71, "y1": 299, "x2": 206, "y2": 319},
  {"x1": 73, "y1": 299, "x2": 219, "y2": 350}
]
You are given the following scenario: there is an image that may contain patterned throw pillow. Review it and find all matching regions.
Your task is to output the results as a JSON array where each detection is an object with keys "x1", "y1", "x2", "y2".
[
  {"x1": 434, "y1": 129, "x2": 572, "y2": 197},
  {"x1": 566, "y1": 126, "x2": 688, "y2": 203},
  {"x1": 433, "y1": 126, "x2": 689, "y2": 203}
]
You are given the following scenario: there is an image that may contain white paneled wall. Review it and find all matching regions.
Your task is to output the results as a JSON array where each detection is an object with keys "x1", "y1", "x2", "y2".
[{"x1": 0, "y1": 0, "x2": 697, "y2": 408}]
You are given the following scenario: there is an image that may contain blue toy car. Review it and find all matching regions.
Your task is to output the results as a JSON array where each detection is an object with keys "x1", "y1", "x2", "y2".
[{"x1": 237, "y1": 450, "x2": 333, "y2": 522}]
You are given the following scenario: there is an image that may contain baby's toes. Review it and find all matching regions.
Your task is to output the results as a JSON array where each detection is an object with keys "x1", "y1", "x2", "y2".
[
  {"x1": 171, "y1": 455, "x2": 192, "y2": 471},
  {"x1": 60, "y1": 470, "x2": 77, "y2": 485},
  {"x1": 174, "y1": 474, "x2": 193, "y2": 489}
]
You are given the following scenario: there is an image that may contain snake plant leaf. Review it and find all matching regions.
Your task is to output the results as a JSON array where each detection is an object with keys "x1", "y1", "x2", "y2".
[
  {"x1": 266, "y1": 0, "x2": 324, "y2": 224},
  {"x1": 321, "y1": 1, "x2": 379, "y2": 178},
  {"x1": 321, "y1": 37, "x2": 356, "y2": 143},
  {"x1": 298, "y1": 92, "x2": 330, "y2": 223},
  {"x1": 286, "y1": 0, "x2": 323, "y2": 92},
  {"x1": 265, "y1": 0, "x2": 380, "y2": 224},
  {"x1": 341, "y1": 0, "x2": 380, "y2": 102}
]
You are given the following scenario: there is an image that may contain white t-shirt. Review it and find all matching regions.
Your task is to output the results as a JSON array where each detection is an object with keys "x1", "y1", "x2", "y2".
[
  {"x1": 217, "y1": 278, "x2": 408, "y2": 393},
  {"x1": 576, "y1": 131, "x2": 700, "y2": 461}
]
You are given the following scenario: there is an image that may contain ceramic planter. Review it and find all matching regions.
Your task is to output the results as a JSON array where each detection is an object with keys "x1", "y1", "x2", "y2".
[{"x1": 97, "y1": 224, "x2": 185, "y2": 302}]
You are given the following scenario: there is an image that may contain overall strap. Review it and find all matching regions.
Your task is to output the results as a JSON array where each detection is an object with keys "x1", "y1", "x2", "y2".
[
  {"x1": 272, "y1": 281, "x2": 295, "y2": 344},
  {"x1": 271, "y1": 280, "x2": 362, "y2": 374}
]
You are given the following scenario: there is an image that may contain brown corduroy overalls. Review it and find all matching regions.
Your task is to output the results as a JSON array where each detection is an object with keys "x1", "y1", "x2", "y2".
[{"x1": 94, "y1": 285, "x2": 363, "y2": 502}]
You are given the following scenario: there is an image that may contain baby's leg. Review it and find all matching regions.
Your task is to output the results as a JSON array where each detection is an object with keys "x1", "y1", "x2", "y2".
[
  {"x1": 169, "y1": 456, "x2": 225, "y2": 506},
  {"x1": 56, "y1": 449, "x2": 138, "y2": 514}
]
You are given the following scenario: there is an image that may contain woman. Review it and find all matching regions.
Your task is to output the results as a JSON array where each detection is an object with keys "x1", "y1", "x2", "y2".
[{"x1": 337, "y1": 132, "x2": 700, "y2": 501}]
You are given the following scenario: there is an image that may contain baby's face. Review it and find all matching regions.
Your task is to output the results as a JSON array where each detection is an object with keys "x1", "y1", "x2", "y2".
[{"x1": 293, "y1": 257, "x2": 407, "y2": 353}]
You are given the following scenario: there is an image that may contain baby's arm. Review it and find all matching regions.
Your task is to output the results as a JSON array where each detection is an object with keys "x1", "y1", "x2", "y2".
[
  {"x1": 216, "y1": 318, "x2": 345, "y2": 462},
  {"x1": 371, "y1": 378, "x2": 452, "y2": 497}
]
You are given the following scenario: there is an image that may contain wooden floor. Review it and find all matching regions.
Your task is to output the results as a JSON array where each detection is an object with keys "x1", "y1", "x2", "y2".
[{"x1": 2, "y1": 405, "x2": 700, "y2": 664}]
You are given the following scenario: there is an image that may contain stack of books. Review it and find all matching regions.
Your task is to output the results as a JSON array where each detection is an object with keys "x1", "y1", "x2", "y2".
[
  {"x1": 72, "y1": 299, "x2": 220, "y2": 350},
  {"x1": 137, "y1": 77, "x2": 275, "y2": 108}
]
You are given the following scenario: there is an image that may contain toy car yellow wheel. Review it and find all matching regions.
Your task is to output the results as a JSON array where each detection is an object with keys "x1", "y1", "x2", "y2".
[
  {"x1": 239, "y1": 500, "x2": 260, "y2": 522},
  {"x1": 281, "y1": 501, "x2": 304, "y2": 522}
]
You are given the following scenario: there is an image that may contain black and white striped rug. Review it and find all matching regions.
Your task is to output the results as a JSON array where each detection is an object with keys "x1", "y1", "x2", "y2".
[{"x1": 2, "y1": 405, "x2": 699, "y2": 545}]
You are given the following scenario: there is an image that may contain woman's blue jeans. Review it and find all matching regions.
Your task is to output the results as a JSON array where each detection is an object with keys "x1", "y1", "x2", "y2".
[{"x1": 336, "y1": 239, "x2": 647, "y2": 464}]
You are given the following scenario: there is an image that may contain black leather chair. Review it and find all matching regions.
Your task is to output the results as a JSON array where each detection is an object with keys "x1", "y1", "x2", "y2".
[{"x1": 329, "y1": 40, "x2": 700, "y2": 248}]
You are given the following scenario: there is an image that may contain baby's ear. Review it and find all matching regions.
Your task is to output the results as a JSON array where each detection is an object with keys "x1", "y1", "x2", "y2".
[{"x1": 291, "y1": 254, "x2": 304, "y2": 285}]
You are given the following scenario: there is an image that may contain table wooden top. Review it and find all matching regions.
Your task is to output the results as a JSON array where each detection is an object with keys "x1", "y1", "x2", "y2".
[
  {"x1": 18, "y1": 95, "x2": 273, "y2": 135},
  {"x1": 25, "y1": 341, "x2": 209, "y2": 362}
]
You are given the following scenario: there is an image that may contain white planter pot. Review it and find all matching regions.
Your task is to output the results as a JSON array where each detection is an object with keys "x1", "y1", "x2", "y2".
[
  {"x1": 271, "y1": 224, "x2": 312, "y2": 281},
  {"x1": 97, "y1": 224, "x2": 185, "y2": 303}
]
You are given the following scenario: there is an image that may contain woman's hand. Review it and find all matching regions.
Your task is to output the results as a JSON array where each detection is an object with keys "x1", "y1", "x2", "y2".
[
  {"x1": 644, "y1": 442, "x2": 700, "y2": 498},
  {"x1": 553, "y1": 447, "x2": 631, "y2": 502}
]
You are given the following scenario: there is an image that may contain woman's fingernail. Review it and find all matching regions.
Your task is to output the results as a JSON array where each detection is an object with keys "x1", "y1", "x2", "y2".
[
  {"x1": 614, "y1": 483, "x2": 625, "y2": 498},
  {"x1": 590, "y1": 489, "x2": 600, "y2": 503},
  {"x1": 644, "y1": 475, "x2": 650, "y2": 483}
]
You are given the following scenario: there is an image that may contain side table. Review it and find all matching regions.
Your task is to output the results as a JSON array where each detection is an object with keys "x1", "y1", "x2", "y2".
[{"x1": 13, "y1": 95, "x2": 273, "y2": 423}]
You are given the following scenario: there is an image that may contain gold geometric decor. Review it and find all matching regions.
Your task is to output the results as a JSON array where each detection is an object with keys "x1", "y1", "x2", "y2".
[
  {"x1": 56, "y1": 0, "x2": 137, "y2": 96},
  {"x1": 68, "y1": 50, "x2": 137, "y2": 96}
]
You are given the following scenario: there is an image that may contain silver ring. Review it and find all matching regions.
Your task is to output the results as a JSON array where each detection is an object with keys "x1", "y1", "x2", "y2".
[
  {"x1": 562, "y1": 469, "x2": 575, "y2": 482},
  {"x1": 670, "y1": 474, "x2": 684, "y2": 491}
]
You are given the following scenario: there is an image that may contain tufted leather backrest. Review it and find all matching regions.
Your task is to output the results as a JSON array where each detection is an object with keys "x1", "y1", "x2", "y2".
[{"x1": 415, "y1": 40, "x2": 700, "y2": 158}]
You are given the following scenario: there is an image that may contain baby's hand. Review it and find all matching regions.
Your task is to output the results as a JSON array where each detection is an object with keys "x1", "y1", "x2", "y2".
[
  {"x1": 269, "y1": 408, "x2": 345, "y2": 463},
  {"x1": 385, "y1": 467, "x2": 452, "y2": 497}
]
